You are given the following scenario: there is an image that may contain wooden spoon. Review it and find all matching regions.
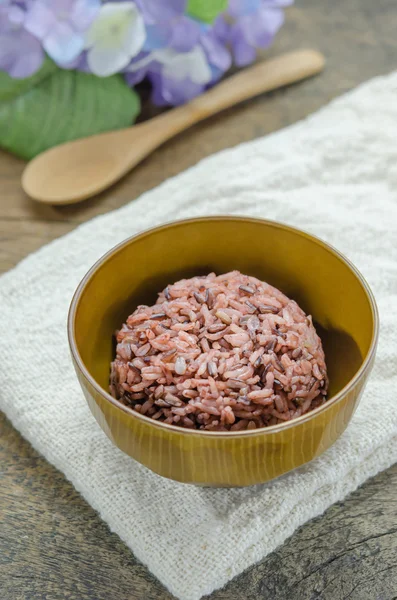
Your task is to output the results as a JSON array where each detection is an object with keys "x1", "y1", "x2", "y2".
[{"x1": 22, "y1": 49, "x2": 325, "y2": 205}]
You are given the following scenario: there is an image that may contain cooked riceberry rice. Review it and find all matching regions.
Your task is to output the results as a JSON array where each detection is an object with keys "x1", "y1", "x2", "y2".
[{"x1": 110, "y1": 271, "x2": 328, "y2": 431}]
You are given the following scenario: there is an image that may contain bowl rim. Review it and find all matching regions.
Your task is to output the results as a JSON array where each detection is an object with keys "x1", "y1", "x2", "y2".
[{"x1": 68, "y1": 215, "x2": 379, "y2": 438}]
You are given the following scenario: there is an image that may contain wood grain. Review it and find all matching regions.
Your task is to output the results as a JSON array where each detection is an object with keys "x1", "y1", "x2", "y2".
[{"x1": 1, "y1": 0, "x2": 397, "y2": 598}]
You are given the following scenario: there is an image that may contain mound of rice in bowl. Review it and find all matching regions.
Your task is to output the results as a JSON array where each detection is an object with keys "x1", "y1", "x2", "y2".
[{"x1": 110, "y1": 272, "x2": 328, "y2": 431}]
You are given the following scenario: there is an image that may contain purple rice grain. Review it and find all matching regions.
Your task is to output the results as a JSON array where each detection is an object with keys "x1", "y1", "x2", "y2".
[{"x1": 111, "y1": 271, "x2": 328, "y2": 431}]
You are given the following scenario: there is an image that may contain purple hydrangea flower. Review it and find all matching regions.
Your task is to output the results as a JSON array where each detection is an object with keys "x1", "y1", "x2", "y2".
[
  {"x1": 24, "y1": 0, "x2": 100, "y2": 65},
  {"x1": 136, "y1": 0, "x2": 186, "y2": 24},
  {"x1": 0, "y1": 0, "x2": 293, "y2": 107},
  {"x1": 201, "y1": 26, "x2": 231, "y2": 79},
  {"x1": 0, "y1": 2, "x2": 44, "y2": 78},
  {"x1": 141, "y1": 2, "x2": 202, "y2": 54},
  {"x1": 126, "y1": 0, "x2": 291, "y2": 106},
  {"x1": 211, "y1": 15, "x2": 230, "y2": 46},
  {"x1": 227, "y1": 0, "x2": 262, "y2": 18},
  {"x1": 84, "y1": 2, "x2": 146, "y2": 77},
  {"x1": 169, "y1": 16, "x2": 202, "y2": 52},
  {"x1": 228, "y1": 0, "x2": 294, "y2": 66},
  {"x1": 125, "y1": 10, "x2": 231, "y2": 105},
  {"x1": 149, "y1": 70, "x2": 204, "y2": 106}
]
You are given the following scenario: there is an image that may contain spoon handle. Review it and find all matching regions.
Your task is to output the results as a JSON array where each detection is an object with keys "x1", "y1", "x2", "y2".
[{"x1": 151, "y1": 49, "x2": 325, "y2": 136}]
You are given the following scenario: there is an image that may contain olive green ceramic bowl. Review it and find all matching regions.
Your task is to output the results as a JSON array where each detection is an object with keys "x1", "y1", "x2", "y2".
[{"x1": 68, "y1": 216, "x2": 378, "y2": 487}]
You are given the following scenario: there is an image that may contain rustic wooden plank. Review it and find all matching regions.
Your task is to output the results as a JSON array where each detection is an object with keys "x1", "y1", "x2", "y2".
[
  {"x1": 0, "y1": 220, "x2": 74, "y2": 272},
  {"x1": 212, "y1": 465, "x2": 397, "y2": 600},
  {"x1": 2, "y1": 412, "x2": 397, "y2": 600},
  {"x1": 1, "y1": 0, "x2": 397, "y2": 598},
  {"x1": 0, "y1": 414, "x2": 173, "y2": 600}
]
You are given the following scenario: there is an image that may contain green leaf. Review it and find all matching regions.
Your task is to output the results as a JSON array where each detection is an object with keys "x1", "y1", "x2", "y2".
[
  {"x1": 187, "y1": 0, "x2": 228, "y2": 23},
  {"x1": 0, "y1": 59, "x2": 58, "y2": 103},
  {"x1": 0, "y1": 62, "x2": 140, "y2": 160}
]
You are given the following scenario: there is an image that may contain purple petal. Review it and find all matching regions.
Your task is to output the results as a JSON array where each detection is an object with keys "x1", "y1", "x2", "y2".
[
  {"x1": 144, "y1": 59, "x2": 163, "y2": 75},
  {"x1": 230, "y1": 26, "x2": 257, "y2": 66},
  {"x1": 144, "y1": 23, "x2": 173, "y2": 51},
  {"x1": 125, "y1": 50, "x2": 153, "y2": 69},
  {"x1": 148, "y1": 72, "x2": 166, "y2": 105},
  {"x1": 8, "y1": 5, "x2": 25, "y2": 26},
  {"x1": 0, "y1": 8, "x2": 12, "y2": 34},
  {"x1": 228, "y1": 0, "x2": 261, "y2": 18},
  {"x1": 212, "y1": 16, "x2": 230, "y2": 44},
  {"x1": 136, "y1": 0, "x2": 186, "y2": 24},
  {"x1": 49, "y1": 0, "x2": 76, "y2": 13},
  {"x1": 169, "y1": 16, "x2": 201, "y2": 52},
  {"x1": 262, "y1": 0, "x2": 294, "y2": 6},
  {"x1": 251, "y1": 7, "x2": 284, "y2": 47},
  {"x1": 74, "y1": 51, "x2": 91, "y2": 72},
  {"x1": 149, "y1": 71, "x2": 204, "y2": 106},
  {"x1": 237, "y1": 6, "x2": 284, "y2": 48},
  {"x1": 208, "y1": 65, "x2": 224, "y2": 85},
  {"x1": 201, "y1": 32, "x2": 231, "y2": 72},
  {"x1": 57, "y1": 48, "x2": 89, "y2": 70},
  {"x1": 0, "y1": 30, "x2": 44, "y2": 78},
  {"x1": 124, "y1": 67, "x2": 147, "y2": 86},
  {"x1": 43, "y1": 21, "x2": 84, "y2": 64},
  {"x1": 24, "y1": 1, "x2": 55, "y2": 39},
  {"x1": 70, "y1": 0, "x2": 100, "y2": 31}
]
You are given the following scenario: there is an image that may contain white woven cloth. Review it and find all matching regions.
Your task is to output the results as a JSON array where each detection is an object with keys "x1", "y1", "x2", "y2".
[{"x1": 1, "y1": 72, "x2": 397, "y2": 600}]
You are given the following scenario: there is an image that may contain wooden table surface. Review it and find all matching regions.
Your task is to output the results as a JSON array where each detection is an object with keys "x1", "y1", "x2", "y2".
[{"x1": 2, "y1": 1, "x2": 397, "y2": 598}]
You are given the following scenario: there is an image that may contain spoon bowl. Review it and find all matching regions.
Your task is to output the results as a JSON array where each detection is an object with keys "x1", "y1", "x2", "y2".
[{"x1": 22, "y1": 124, "x2": 164, "y2": 204}]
